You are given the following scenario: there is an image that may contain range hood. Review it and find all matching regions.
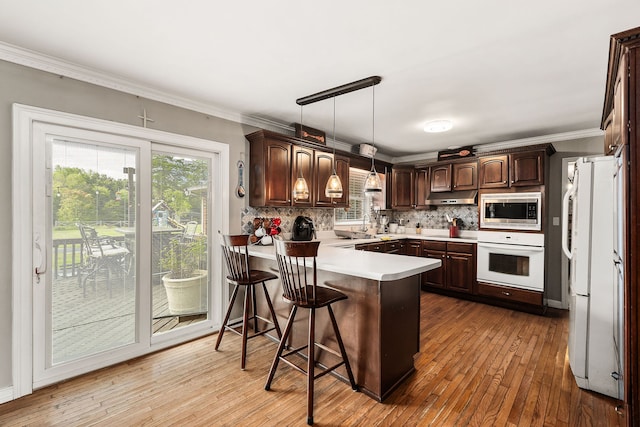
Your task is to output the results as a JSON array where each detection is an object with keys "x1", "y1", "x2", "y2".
[{"x1": 425, "y1": 190, "x2": 477, "y2": 206}]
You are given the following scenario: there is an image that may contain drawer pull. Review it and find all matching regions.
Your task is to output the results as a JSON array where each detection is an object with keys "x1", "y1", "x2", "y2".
[{"x1": 502, "y1": 291, "x2": 511, "y2": 296}]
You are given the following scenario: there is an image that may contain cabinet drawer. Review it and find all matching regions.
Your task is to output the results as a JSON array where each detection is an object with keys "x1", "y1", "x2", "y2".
[
  {"x1": 386, "y1": 240, "x2": 401, "y2": 253},
  {"x1": 477, "y1": 282, "x2": 543, "y2": 306},
  {"x1": 447, "y1": 242, "x2": 475, "y2": 254},
  {"x1": 422, "y1": 240, "x2": 447, "y2": 251}
]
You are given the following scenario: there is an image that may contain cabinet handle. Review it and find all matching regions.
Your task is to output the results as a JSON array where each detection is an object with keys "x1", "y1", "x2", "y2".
[
  {"x1": 502, "y1": 181, "x2": 507, "y2": 184},
  {"x1": 608, "y1": 144, "x2": 615, "y2": 151},
  {"x1": 501, "y1": 291, "x2": 511, "y2": 296}
]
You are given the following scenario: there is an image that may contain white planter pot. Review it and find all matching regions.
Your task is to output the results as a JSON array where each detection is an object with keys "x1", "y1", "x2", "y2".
[{"x1": 162, "y1": 269, "x2": 208, "y2": 315}]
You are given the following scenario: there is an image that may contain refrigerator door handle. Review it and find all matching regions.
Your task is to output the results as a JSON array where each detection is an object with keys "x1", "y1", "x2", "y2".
[{"x1": 561, "y1": 183, "x2": 577, "y2": 259}]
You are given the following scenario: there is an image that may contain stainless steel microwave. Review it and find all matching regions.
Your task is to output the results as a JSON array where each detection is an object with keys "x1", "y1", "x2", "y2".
[{"x1": 479, "y1": 192, "x2": 542, "y2": 231}]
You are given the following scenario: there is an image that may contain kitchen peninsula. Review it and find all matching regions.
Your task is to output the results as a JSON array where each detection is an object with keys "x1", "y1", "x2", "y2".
[{"x1": 247, "y1": 241, "x2": 441, "y2": 401}]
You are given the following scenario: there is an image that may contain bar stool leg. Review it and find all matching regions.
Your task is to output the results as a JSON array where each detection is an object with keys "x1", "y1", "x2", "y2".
[
  {"x1": 265, "y1": 305, "x2": 297, "y2": 390},
  {"x1": 327, "y1": 305, "x2": 358, "y2": 391},
  {"x1": 307, "y1": 307, "x2": 315, "y2": 426},
  {"x1": 262, "y1": 282, "x2": 282, "y2": 339},
  {"x1": 251, "y1": 283, "x2": 259, "y2": 333},
  {"x1": 215, "y1": 284, "x2": 240, "y2": 351},
  {"x1": 241, "y1": 284, "x2": 252, "y2": 370}
]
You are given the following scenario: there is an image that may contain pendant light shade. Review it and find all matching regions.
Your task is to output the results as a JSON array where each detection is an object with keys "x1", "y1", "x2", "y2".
[
  {"x1": 325, "y1": 97, "x2": 343, "y2": 198},
  {"x1": 364, "y1": 84, "x2": 383, "y2": 193},
  {"x1": 293, "y1": 105, "x2": 310, "y2": 201},
  {"x1": 293, "y1": 175, "x2": 310, "y2": 201}
]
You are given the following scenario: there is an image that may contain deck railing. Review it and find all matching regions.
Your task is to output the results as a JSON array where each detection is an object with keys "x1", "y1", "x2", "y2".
[{"x1": 53, "y1": 236, "x2": 125, "y2": 277}]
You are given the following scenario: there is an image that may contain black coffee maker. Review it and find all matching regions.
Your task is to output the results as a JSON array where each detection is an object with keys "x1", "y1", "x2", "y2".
[{"x1": 291, "y1": 216, "x2": 316, "y2": 241}]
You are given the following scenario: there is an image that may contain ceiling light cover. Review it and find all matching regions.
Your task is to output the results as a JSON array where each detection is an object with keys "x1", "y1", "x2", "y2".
[
  {"x1": 293, "y1": 176, "x2": 310, "y2": 201},
  {"x1": 364, "y1": 84, "x2": 382, "y2": 193},
  {"x1": 424, "y1": 119, "x2": 453, "y2": 133}
]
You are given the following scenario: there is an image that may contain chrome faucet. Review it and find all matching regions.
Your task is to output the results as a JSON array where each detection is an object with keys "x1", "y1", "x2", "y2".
[{"x1": 361, "y1": 214, "x2": 370, "y2": 232}]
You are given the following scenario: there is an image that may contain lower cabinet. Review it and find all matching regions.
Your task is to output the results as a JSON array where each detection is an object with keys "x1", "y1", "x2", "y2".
[
  {"x1": 421, "y1": 241, "x2": 475, "y2": 294},
  {"x1": 476, "y1": 282, "x2": 543, "y2": 306}
]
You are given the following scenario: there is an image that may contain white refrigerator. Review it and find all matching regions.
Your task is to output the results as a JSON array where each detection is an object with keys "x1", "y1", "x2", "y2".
[{"x1": 561, "y1": 154, "x2": 623, "y2": 399}]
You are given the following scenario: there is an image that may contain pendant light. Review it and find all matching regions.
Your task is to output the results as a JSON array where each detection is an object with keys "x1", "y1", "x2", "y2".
[
  {"x1": 292, "y1": 105, "x2": 310, "y2": 201},
  {"x1": 364, "y1": 84, "x2": 383, "y2": 193},
  {"x1": 325, "y1": 96, "x2": 343, "y2": 198}
]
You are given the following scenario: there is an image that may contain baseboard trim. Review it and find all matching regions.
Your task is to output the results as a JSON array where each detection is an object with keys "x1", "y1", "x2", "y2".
[
  {"x1": 546, "y1": 299, "x2": 565, "y2": 310},
  {"x1": 0, "y1": 386, "x2": 14, "y2": 404}
]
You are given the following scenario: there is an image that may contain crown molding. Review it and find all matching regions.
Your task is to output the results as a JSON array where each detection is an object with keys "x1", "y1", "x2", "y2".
[
  {"x1": 0, "y1": 41, "x2": 291, "y2": 134},
  {"x1": 391, "y1": 128, "x2": 604, "y2": 164}
]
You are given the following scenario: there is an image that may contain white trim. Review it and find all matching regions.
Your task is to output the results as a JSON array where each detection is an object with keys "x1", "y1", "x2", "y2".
[
  {"x1": 391, "y1": 128, "x2": 604, "y2": 164},
  {"x1": 11, "y1": 103, "x2": 230, "y2": 400},
  {"x1": 0, "y1": 41, "x2": 289, "y2": 135},
  {"x1": 0, "y1": 386, "x2": 13, "y2": 404},
  {"x1": 546, "y1": 299, "x2": 565, "y2": 310}
]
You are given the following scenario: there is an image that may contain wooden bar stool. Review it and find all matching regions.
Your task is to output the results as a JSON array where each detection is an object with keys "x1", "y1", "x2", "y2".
[
  {"x1": 265, "y1": 238, "x2": 357, "y2": 426},
  {"x1": 216, "y1": 233, "x2": 282, "y2": 369}
]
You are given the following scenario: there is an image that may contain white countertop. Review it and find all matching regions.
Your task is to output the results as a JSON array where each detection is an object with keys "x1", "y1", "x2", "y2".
[
  {"x1": 323, "y1": 228, "x2": 478, "y2": 245},
  {"x1": 247, "y1": 240, "x2": 441, "y2": 282}
]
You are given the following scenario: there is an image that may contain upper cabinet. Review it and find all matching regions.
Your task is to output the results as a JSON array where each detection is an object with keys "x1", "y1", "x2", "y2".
[
  {"x1": 391, "y1": 167, "x2": 416, "y2": 209},
  {"x1": 479, "y1": 150, "x2": 546, "y2": 189},
  {"x1": 249, "y1": 134, "x2": 292, "y2": 207},
  {"x1": 603, "y1": 51, "x2": 627, "y2": 155},
  {"x1": 247, "y1": 130, "x2": 352, "y2": 208},
  {"x1": 430, "y1": 164, "x2": 452, "y2": 192},
  {"x1": 291, "y1": 145, "x2": 314, "y2": 207},
  {"x1": 314, "y1": 153, "x2": 349, "y2": 208},
  {"x1": 430, "y1": 160, "x2": 477, "y2": 193}
]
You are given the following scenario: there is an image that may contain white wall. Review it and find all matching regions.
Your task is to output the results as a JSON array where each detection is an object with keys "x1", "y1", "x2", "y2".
[{"x1": 0, "y1": 59, "x2": 257, "y2": 390}]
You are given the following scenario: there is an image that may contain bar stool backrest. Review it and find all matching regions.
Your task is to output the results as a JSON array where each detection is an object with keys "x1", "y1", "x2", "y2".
[
  {"x1": 219, "y1": 233, "x2": 252, "y2": 282},
  {"x1": 273, "y1": 238, "x2": 321, "y2": 305}
]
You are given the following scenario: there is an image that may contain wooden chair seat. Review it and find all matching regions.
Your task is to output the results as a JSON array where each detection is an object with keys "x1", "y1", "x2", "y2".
[
  {"x1": 227, "y1": 269, "x2": 278, "y2": 286},
  {"x1": 283, "y1": 285, "x2": 347, "y2": 309}
]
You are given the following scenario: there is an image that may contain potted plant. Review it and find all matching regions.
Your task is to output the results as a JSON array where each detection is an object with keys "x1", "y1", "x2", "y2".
[{"x1": 160, "y1": 237, "x2": 207, "y2": 315}]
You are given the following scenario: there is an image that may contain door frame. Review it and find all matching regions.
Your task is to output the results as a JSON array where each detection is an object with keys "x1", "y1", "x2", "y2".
[{"x1": 11, "y1": 104, "x2": 229, "y2": 400}]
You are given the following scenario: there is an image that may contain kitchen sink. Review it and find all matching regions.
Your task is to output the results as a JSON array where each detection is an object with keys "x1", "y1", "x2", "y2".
[{"x1": 334, "y1": 229, "x2": 375, "y2": 239}]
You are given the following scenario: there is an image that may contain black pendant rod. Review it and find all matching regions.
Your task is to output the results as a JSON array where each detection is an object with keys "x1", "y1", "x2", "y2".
[{"x1": 296, "y1": 76, "x2": 382, "y2": 105}]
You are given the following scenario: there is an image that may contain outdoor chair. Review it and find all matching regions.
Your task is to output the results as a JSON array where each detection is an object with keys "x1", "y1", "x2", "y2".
[
  {"x1": 216, "y1": 232, "x2": 282, "y2": 369},
  {"x1": 77, "y1": 223, "x2": 130, "y2": 297},
  {"x1": 265, "y1": 238, "x2": 358, "y2": 426}
]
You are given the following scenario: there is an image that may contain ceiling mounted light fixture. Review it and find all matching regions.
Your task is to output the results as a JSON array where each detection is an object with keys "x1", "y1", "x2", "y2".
[
  {"x1": 292, "y1": 105, "x2": 310, "y2": 201},
  {"x1": 364, "y1": 84, "x2": 383, "y2": 193},
  {"x1": 325, "y1": 96, "x2": 343, "y2": 199},
  {"x1": 424, "y1": 119, "x2": 453, "y2": 133}
]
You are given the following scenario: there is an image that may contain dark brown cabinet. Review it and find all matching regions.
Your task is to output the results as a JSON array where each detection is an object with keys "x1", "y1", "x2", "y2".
[
  {"x1": 248, "y1": 130, "x2": 350, "y2": 208},
  {"x1": 452, "y1": 161, "x2": 478, "y2": 191},
  {"x1": 291, "y1": 145, "x2": 314, "y2": 207},
  {"x1": 604, "y1": 51, "x2": 627, "y2": 155},
  {"x1": 510, "y1": 150, "x2": 544, "y2": 187},
  {"x1": 391, "y1": 168, "x2": 416, "y2": 209},
  {"x1": 249, "y1": 135, "x2": 292, "y2": 207},
  {"x1": 430, "y1": 164, "x2": 452, "y2": 192},
  {"x1": 478, "y1": 155, "x2": 509, "y2": 189},
  {"x1": 421, "y1": 240, "x2": 475, "y2": 294},
  {"x1": 391, "y1": 167, "x2": 429, "y2": 209},
  {"x1": 403, "y1": 239, "x2": 422, "y2": 256},
  {"x1": 478, "y1": 150, "x2": 545, "y2": 189}
]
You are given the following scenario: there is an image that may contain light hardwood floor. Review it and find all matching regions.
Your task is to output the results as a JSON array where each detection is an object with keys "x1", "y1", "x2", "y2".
[{"x1": 0, "y1": 292, "x2": 623, "y2": 426}]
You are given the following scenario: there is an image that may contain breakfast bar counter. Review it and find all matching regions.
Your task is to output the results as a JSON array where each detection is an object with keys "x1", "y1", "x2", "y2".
[{"x1": 247, "y1": 243, "x2": 440, "y2": 402}]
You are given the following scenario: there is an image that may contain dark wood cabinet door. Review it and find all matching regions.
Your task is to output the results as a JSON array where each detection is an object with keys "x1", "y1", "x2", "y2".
[
  {"x1": 392, "y1": 168, "x2": 415, "y2": 209},
  {"x1": 452, "y1": 161, "x2": 478, "y2": 191},
  {"x1": 332, "y1": 155, "x2": 350, "y2": 208},
  {"x1": 313, "y1": 152, "x2": 335, "y2": 207},
  {"x1": 510, "y1": 151, "x2": 543, "y2": 187},
  {"x1": 404, "y1": 239, "x2": 422, "y2": 256},
  {"x1": 606, "y1": 52, "x2": 627, "y2": 155},
  {"x1": 430, "y1": 164, "x2": 452, "y2": 192},
  {"x1": 422, "y1": 248, "x2": 446, "y2": 288},
  {"x1": 264, "y1": 139, "x2": 292, "y2": 206},
  {"x1": 446, "y1": 252, "x2": 475, "y2": 293},
  {"x1": 291, "y1": 145, "x2": 314, "y2": 207},
  {"x1": 478, "y1": 155, "x2": 509, "y2": 189},
  {"x1": 414, "y1": 168, "x2": 430, "y2": 208}
]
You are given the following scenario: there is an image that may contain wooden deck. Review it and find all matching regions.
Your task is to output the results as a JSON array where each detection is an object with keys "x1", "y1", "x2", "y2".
[{"x1": 0, "y1": 291, "x2": 623, "y2": 426}]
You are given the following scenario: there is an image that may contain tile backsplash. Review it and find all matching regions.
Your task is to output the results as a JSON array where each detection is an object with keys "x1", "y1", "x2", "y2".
[
  {"x1": 241, "y1": 205, "x2": 478, "y2": 234},
  {"x1": 241, "y1": 207, "x2": 336, "y2": 234}
]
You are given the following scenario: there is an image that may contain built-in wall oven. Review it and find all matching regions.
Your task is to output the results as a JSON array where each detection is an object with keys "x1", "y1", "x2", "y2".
[
  {"x1": 477, "y1": 231, "x2": 545, "y2": 291},
  {"x1": 480, "y1": 192, "x2": 542, "y2": 231}
]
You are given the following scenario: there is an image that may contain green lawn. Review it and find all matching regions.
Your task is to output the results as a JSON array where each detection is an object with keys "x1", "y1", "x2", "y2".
[{"x1": 53, "y1": 225, "x2": 125, "y2": 240}]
